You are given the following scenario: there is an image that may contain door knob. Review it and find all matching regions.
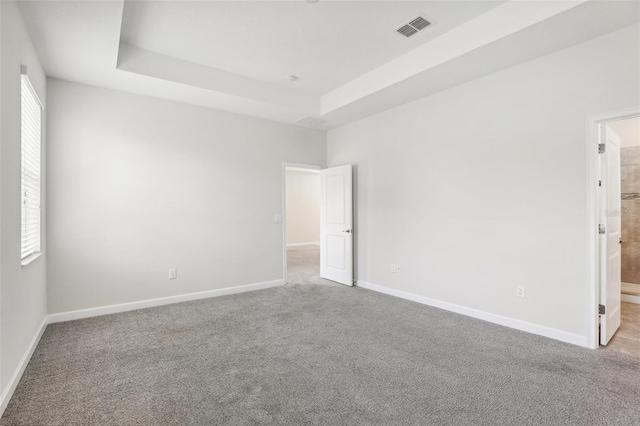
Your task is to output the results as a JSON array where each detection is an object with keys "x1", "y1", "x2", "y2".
[{"x1": 342, "y1": 229, "x2": 352, "y2": 233}]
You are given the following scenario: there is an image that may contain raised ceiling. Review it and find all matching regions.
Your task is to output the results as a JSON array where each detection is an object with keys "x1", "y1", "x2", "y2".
[
  {"x1": 18, "y1": 1, "x2": 640, "y2": 130},
  {"x1": 119, "y1": 1, "x2": 504, "y2": 95}
]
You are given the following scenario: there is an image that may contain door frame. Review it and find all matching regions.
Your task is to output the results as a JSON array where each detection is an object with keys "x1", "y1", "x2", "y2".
[
  {"x1": 282, "y1": 162, "x2": 323, "y2": 284},
  {"x1": 587, "y1": 107, "x2": 640, "y2": 349}
]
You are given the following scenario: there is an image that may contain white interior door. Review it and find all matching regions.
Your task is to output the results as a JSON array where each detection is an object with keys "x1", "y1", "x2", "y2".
[
  {"x1": 320, "y1": 164, "x2": 353, "y2": 286},
  {"x1": 600, "y1": 125, "x2": 622, "y2": 345}
]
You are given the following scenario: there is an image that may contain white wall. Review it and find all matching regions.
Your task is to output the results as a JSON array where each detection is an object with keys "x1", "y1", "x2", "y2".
[
  {"x1": 286, "y1": 170, "x2": 320, "y2": 245},
  {"x1": 46, "y1": 79, "x2": 326, "y2": 314},
  {"x1": 327, "y1": 25, "x2": 640, "y2": 341},
  {"x1": 609, "y1": 116, "x2": 640, "y2": 148},
  {"x1": 0, "y1": 0, "x2": 47, "y2": 398}
]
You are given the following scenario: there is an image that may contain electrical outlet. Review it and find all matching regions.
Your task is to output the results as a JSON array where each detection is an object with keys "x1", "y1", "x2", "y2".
[
  {"x1": 274, "y1": 214, "x2": 282, "y2": 223},
  {"x1": 169, "y1": 268, "x2": 177, "y2": 280},
  {"x1": 516, "y1": 285, "x2": 526, "y2": 298}
]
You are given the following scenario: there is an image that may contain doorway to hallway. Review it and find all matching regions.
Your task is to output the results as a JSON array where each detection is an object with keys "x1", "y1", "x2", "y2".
[{"x1": 284, "y1": 166, "x2": 322, "y2": 285}]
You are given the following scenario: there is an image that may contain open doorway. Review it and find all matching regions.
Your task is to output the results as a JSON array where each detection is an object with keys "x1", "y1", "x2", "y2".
[
  {"x1": 282, "y1": 163, "x2": 354, "y2": 287},
  {"x1": 594, "y1": 112, "x2": 640, "y2": 356},
  {"x1": 283, "y1": 165, "x2": 322, "y2": 285},
  {"x1": 604, "y1": 116, "x2": 640, "y2": 356}
]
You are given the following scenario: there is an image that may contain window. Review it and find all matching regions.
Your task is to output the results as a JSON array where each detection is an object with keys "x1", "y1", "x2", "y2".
[{"x1": 21, "y1": 66, "x2": 43, "y2": 263}]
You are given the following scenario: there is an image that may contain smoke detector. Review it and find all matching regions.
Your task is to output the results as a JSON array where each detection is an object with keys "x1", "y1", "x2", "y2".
[{"x1": 397, "y1": 16, "x2": 431, "y2": 38}]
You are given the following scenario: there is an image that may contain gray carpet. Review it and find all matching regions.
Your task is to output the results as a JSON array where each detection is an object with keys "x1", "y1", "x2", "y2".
[
  {"x1": 2, "y1": 248, "x2": 640, "y2": 425},
  {"x1": 286, "y1": 245, "x2": 338, "y2": 286}
]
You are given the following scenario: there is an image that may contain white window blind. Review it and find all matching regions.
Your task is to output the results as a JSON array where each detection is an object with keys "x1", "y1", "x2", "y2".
[{"x1": 21, "y1": 68, "x2": 43, "y2": 261}]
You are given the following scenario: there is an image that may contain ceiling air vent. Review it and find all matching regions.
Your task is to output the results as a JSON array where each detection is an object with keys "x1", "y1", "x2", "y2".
[{"x1": 397, "y1": 16, "x2": 431, "y2": 38}]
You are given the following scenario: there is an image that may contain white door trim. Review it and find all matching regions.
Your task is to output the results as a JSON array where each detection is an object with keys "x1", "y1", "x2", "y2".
[
  {"x1": 282, "y1": 162, "x2": 323, "y2": 284},
  {"x1": 587, "y1": 107, "x2": 640, "y2": 349}
]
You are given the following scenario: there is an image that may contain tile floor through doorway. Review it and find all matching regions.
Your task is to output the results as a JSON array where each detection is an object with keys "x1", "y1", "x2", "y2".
[{"x1": 605, "y1": 302, "x2": 640, "y2": 357}]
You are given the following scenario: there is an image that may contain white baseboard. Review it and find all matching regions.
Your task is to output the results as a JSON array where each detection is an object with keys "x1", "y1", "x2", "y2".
[
  {"x1": 622, "y1": 293, "x2": 640, "y2": 304},
  {"x1": 357, "y1": 280, "x2": 588, "y2": 348},
  {"x1": 48, "y1": 279, "x2": 284, "y2": 324},
  {"x1": 286, "y1": 242, "x2": 320, "y2": 248},
  {"x1": 0, "y1": 316, "x2": 49, "y2": 416}
]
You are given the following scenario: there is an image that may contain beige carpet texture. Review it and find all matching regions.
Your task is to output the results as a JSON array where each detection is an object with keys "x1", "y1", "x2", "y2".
[{"x1": 2, "y1": 246, "x2": 640, "y2": 425}]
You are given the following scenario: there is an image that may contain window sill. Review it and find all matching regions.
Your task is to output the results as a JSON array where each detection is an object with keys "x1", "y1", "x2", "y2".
[{"x1": 21, "y1": 252, "x2": 43, "y2": 267}]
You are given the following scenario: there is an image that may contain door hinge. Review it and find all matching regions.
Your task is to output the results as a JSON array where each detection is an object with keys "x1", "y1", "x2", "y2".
[
  {"x1": 598, "y1": 143, "x2": 605, "y2": 154},
  {"x1": 599, "y1": 224, "x2": 605, "y2": 234},
  {"x1": 599, "y1": 304, "x2": 605, "y2": 315}
]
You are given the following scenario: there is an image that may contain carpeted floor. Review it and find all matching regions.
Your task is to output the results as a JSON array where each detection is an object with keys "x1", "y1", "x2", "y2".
[
  {"x1": 2, "y1": 247, "x2": 640, "y2": 425},
  {"x1": 286, "y1": 244, "x2": 338, "y2": 286}
]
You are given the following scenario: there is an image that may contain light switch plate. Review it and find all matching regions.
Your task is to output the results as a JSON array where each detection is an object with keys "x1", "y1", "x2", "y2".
[{"x1": 274, "y1": 215, "x2": 283, "y2": 223}]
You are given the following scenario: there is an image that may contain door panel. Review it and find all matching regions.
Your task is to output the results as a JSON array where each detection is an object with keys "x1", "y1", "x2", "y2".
[
  {"x1": 320, "y1": 165, "x2": 353, "y2": 286},
  {"x1": 326, "y1": 236, "x2": 346, "y2": 269},
  {"x1": 600, "y1": 125, "x2": 622, "y2": 345},
  {"x1": 326, "y1": 175, "x2": 346, "y2": 224}
]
